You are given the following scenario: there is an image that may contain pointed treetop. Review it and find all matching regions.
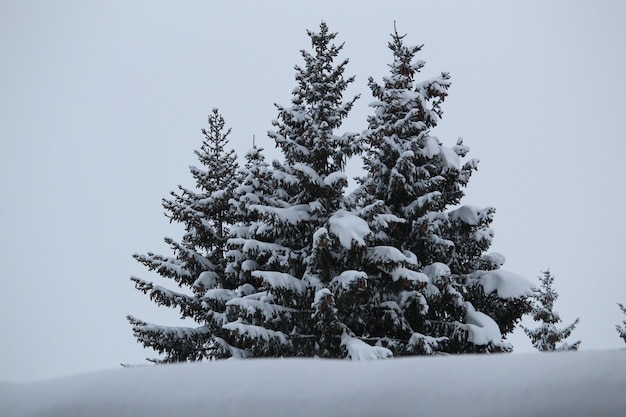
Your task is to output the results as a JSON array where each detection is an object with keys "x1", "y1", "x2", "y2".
[
  {"x1": 270, "y1": 21, "x2": 359, "y2": 177},
  {"x1": 387, "y1": 22, "x2": 424, "y2": 86}
]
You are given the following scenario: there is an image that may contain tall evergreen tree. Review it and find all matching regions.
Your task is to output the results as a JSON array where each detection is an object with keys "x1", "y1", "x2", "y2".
[
  {"x1": 220, "y1": 146, "x2": 299, "y2": 357},
  {"x1": 128, "y1": 109, "x2": 240, "y2": 362},
  {"x1": 220, "y1": 22, "x2": 371, "y2": 358},
  {"x1": 616, "y1": 303, "x2": 626, "y2": 344},
  {"x1": 352, "y1": 27, "x2": 533, "y2": 355},
  {"x1": 226, "y1": 146, "x2": 283, "y2": 290},
  {"x1": 522, "y1": 270, "x2": 580, "y2": 352}
]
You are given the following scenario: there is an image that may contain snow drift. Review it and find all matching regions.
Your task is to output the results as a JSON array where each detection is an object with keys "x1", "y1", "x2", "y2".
[{"x1": 1, "y1": 350, "x2": 624, "y2": 417}]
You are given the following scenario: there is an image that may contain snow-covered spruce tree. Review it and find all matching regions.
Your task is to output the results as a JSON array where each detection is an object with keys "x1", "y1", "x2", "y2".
[
  {"x1": 352, "y1": 27, "x2": 533, "y2": 355},
  {"x1": 521, "y1": 270, "x2": 580, "y2": 352},
  {"x1": 128, "y1": 108, "x2": 240, "y2": 362},
  {"x1": 616, "y1": 303, "x2": 626, "y2": 344},
  {"x1": 219, "y1": 146, "x2": 299, "y2": 357},
  {"x1": 219, "y1": 22, "x2": 379, "y2": 358}
]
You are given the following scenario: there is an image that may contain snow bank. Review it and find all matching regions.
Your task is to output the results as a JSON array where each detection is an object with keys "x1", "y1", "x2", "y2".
[{"x1": 2, "y1": 351, "x2": 624, "y2": 417}]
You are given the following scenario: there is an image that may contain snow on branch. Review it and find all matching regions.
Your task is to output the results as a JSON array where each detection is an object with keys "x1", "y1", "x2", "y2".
[
  {"x1": 480, "y1": 252, "x2": 506, "y2": 269},
  {"x1": 390, "y1": 267, "x2": 429, "y2": 283},
  {"x1": 422, "y1": 263, "x2": 451, "y2": 285},
  {"x1": 330, "y1": 270, "x2": 368, "y2": 291},
  {"x1": 229, "y1": 238, "x2": 290, "y2": 257},
  {"x1": 223, "y1": 320, "x2": 290, "y2": 345},
  {"x1": 448, "y1": 205, "x2": 494, "y2": 226},
  {"x1": 328, "y1": 210, "x2": 371, "y2": 250},
  {"x1": 366, "y1": 246, "x2": 417, "y2": 266},
  {"x1": 341, "y1": 333, "x2": 392, "y2": 360},
  {"x1": 250, "y1": 204, "x2": 311, "y2": 225},
  {"x1": 406, "y1": 333, "x2": 448, "y2": 355},
  {"x1": 130, "y1": 277, "x2": 202, "y2": 319},
  {"x1": 202, "y1": 288, "x2": 237, "y2": 303},
  {"x1": 439, "y1": 146, "x2": 460, "y2": 172},
  {"x1": 193, "y1": 271, "x2": 219, "y2": 290},
  {"x1": 292, "y1": 163, "x2": 324, "y2": 185},
  {"x1": 462, "y1": 302, "x2": 510, "y2": 350},
  {"x1": 127, "y1": 315, "x2": 214, "y2": 360},
  {"x1": 478, "y1": 270, "x2": 535, "y2": 299},
  {"x1": 252, "y1": 271, "x2": 307, "y2": 294},
  {"x1": 133, "y1": 252, "x2": 193, "y2": 279},
  {"x1": 323, "y1": 171, "x2": 347, "y2": 187},
  {"x1": 128, "y1": 316, "x2": 208, "y2": 340},
  {"x1": 226, "y1": 296, "x2": 296, "y2": 321}
]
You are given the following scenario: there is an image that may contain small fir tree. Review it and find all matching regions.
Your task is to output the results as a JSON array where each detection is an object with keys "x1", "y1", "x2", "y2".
[
  {"x1": 128, "y1": 109, "x2": 240, "y2": 362},
  {"x1": 221, "y1": 146, "x2": 301, "y2": 357},
  {"x1": 522, "y1": 270, "x2": 581, "y2": 352},
  {"x1": 617, "y1": 303, "x2": 626, "y2": 343}
]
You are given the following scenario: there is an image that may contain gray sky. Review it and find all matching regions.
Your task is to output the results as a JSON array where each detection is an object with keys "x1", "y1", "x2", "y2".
[{"x1": 1, "y1": 0, "x2": 625, "y2": 382}]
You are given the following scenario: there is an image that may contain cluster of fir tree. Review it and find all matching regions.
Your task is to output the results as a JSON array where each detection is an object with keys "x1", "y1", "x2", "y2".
[{"x1": 128, "y1": 22, "x2": 534, "y2": 363}]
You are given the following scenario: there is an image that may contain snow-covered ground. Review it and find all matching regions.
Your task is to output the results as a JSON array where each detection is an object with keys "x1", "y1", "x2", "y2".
[{"x1": 1, "y1": 350, "x2": 624, "y2": 417}]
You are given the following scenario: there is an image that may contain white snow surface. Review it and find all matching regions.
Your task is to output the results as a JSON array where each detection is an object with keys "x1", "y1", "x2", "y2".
[
  {"x1": 2, "y1": 351, "x2": 624, "y2": 417},
  {"x1": 479, "y1": 269, "x2": 536, "y2": 299}
]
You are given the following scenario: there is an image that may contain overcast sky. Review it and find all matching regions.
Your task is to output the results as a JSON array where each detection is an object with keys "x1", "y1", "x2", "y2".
[{"x1": 1, "y1": 1, "x2": 625, "y2": 382}]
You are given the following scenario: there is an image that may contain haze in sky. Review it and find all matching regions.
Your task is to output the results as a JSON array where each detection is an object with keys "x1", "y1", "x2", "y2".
[{"x1": 1, "y1": 0, "x2": 625, "y2": 382}]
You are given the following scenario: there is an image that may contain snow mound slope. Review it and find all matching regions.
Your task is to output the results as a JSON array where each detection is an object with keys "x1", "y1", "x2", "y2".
[{"x1": 1, "y1": 350, "x2": 624, "y2": 417}]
